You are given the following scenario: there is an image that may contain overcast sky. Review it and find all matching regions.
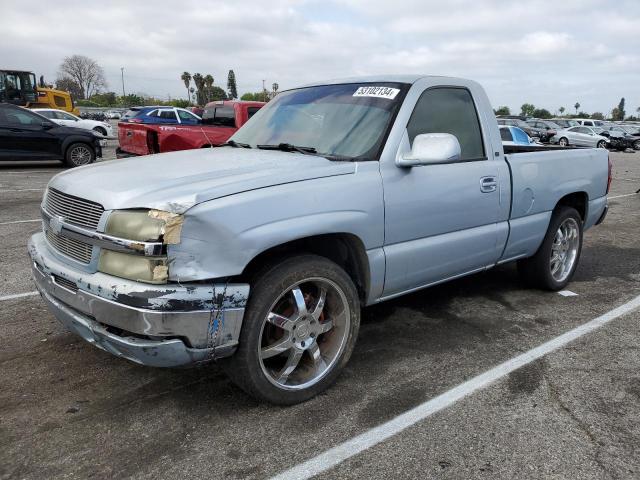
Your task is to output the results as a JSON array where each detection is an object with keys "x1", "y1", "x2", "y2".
[{"x1": 2, "y1": 0, "x2": 638, "y2": 114}]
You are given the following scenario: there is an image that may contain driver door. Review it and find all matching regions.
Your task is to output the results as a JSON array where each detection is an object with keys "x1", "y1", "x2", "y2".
[{"x1": 380, "y1": 86, "x2": 508, "y2": 298}]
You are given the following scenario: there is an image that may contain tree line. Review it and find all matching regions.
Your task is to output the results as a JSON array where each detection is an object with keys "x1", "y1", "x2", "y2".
[
  {"x1": 53, "y1": 54, "x2": 278, "y2": 108},
  {"x1": 494, "y1": 98, "x2": 639, "y2": 121}
]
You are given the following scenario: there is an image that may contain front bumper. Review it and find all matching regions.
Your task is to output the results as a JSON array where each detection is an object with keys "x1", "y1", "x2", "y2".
[{"x1": 28, "y1": 232, "x2": 249, "y2": 367}]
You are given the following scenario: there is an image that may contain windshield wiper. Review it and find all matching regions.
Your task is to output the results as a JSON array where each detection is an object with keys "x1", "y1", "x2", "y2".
[
  {"x1": 256, "y1": 143, "x2": 317, "y2": 155},
  {"x1": 221, "y1": 140, "x2": 251, "y2": 148}
]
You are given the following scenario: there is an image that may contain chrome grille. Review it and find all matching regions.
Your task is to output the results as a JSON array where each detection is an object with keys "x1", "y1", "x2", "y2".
[
  {"x1": 44, "y1": 188, "x2": 104, "y2": 229},
  {"x1": 46, "y1": 229, "x2": 93, "y2": 264}
]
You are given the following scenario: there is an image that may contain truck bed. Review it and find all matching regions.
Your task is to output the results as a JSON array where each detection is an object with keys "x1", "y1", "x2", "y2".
[{"x1": 501, "y1": 147, "x2": 609, "y2": 262}]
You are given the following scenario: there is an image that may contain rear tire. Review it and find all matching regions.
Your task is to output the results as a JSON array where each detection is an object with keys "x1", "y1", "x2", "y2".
[
  {"x1": 64, "y1": 143, "x2": 95, "y2": 167},
  {"x1": 518, "y1": 206, "x2": 583, "y2": 291},
  {"x1": 221, "y1": 255, "x2": 361, "y2": 405},
  {"x1": 558, "y1": 137, "x2": 569, "y2": 147}
]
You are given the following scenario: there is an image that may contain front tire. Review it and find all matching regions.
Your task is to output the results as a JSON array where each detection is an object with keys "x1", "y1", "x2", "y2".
[
  {"x1": 518, "y1": 206, "x2": 583, "y2": 290},
  {"x1": 222, "y1": 255, "x2": 361, "y2": 405},
  {"x1": 633, "y1": 140, "x2": 640, "y2": 150},
  {"x1": 93, "y1": 126, "x2": 107, "y2": 137},
  {"x1": 558, "y1": 137, "x2": 569, "y2": 147},
  {"x1": 64, "y1": 142, "x2": 95, "y2": 167},
  {"x1": 597, "y1": 140, "x2": 607, "y2": 149}
]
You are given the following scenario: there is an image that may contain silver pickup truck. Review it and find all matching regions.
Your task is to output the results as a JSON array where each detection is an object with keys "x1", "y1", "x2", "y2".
[{"x1": 28, "y1": 76, "x2": 610, "y2": 404}]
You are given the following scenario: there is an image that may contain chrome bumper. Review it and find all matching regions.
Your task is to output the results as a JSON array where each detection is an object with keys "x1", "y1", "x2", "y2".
[{"x1": 28, "y1": 232, "x2": 249, "y2": 367}]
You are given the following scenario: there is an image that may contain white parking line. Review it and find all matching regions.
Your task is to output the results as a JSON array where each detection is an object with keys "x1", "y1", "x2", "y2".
[
  {"x1": 0, "y1": 188, "x2": 45, "y2": 193},
  {"x1": 0, "y1": 219, "x2": 40, "y2": 226},
  {"x1": 270, "y1": 293, "x2": 640, "y2": 480},
  {"x1": 0, "y1": 291, "x2": 39, "y2": 302},
  {"x1": 0, "y1": 170, "x2": 61, "y2": 174},
  {"x1": 558, "y1": 290, "x2": 579, "y2": 297},
  {"x1": 608, "y1": 193, "x2": 638, "y2": 200}
]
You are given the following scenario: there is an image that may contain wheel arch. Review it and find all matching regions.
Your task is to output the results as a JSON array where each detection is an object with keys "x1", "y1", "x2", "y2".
[
  {"x1": 240, "y1": 233, "x2": 370, "y2": 303},
  {"x1": 554, "y1": 191, "x2": 588, "y2": 221}
]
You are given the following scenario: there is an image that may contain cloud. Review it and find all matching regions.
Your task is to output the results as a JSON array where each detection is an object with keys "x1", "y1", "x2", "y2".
[{"x1": 0, "y1": 0, "x2": 637, "y2": 114}]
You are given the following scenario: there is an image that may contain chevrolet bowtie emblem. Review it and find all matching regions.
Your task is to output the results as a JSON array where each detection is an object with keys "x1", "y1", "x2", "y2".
[{"x1": 49, "y1": 215, "x2": 64, "y2": 234}]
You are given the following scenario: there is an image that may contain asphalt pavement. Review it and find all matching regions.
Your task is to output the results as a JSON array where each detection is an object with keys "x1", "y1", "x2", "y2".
[{"x1": 1, "y1": 142, "x2": 639, "y2": 480}]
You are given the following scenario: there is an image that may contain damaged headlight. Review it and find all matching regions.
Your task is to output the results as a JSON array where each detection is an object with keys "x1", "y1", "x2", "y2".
[
  {"x1": 98, "y1": 250, "x2": 168, "y2": 284},
  {"x1": 98, "y1": 209, "x2": 183, "y2": 284},
  {"x1": 104, "y1": 209, "x2": 183, "y2": 244}
]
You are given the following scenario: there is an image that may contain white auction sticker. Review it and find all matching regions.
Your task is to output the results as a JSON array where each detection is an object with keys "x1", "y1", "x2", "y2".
[{"x1": 353, "y1": 86, "x2": 400, "y2": 100}]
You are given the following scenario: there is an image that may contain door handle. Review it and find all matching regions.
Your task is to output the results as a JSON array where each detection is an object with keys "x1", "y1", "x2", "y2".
[{"x1": 480, "y1": 176, "x2": 498, "y2": 193}]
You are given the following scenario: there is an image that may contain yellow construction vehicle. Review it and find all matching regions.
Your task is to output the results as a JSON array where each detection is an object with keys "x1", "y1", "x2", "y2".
[{"x1": 0, "y1": 69, "x2": 80, "y2": 115}]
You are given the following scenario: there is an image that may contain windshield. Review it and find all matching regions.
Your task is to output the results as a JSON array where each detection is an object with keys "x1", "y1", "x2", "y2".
[{"x1": 231, "y1": 83, "x2": 408, "y2": 160}]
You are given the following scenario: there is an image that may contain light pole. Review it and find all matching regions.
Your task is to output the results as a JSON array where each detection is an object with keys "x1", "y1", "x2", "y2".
[
  {"x1": 120, "y1": 67, "x2": 126, "y2": 98},
  {"x1": 262, "y1": 79, "x2": 266, "y2": 102}
]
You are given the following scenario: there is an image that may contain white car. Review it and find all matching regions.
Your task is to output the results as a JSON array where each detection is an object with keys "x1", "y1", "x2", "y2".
[
  {"x1": 33, "y1": 109, "x2": 114, "y2": 138},
  {"x1": 550, "y1": 126, "x2": 609, "y2": 148}
]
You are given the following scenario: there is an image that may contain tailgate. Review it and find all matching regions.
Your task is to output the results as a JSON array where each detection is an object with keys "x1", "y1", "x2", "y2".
[{"x1": 118, "y1": 122, "x2": 152, "y2": 156}]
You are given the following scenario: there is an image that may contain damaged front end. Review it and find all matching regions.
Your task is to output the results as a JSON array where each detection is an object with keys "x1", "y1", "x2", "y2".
[{"x1": 29, "y1": 193, "x2": 249, "y2": 367}]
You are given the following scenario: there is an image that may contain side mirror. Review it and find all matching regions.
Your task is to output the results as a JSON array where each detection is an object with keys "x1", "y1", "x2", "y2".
[
  {"x1": 397, "y1": 133, "x2": 461, "y2": 167},
  {"x1": 41, "y1": 121, "x2": 54, "y2": 130}
]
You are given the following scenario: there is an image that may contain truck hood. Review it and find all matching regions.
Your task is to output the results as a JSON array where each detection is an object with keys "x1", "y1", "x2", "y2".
[{"x1": 49, "y1": 147, "x2": 357, "y2": 213}]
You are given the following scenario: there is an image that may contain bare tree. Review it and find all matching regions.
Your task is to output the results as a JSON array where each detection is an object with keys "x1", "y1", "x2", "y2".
[{"x1": 58, "y1": 55, "x2": 107, "y2": 99}]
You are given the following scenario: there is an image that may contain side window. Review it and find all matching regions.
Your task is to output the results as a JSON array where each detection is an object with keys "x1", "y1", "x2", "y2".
[
  {"x1": 247, "y1": 107, "x2": 261, "y2": 119},
  {"x1": 215, "y1": 107, "x2": 236, "y2": 127},
  {"x1": 59, "y1": 112, "x2": 76, "y2": 121},
  {"x1": 202, "y1": 106, "x2": 236, "y2": 127},
  {"x1": 512, "y1": 128, "x2": 529, "y2": 143},
  {"x1": 499, "y1": 127, "x2": 512, "y2": 142},
  {"x1": 177, "y1": 110, "x2": 198, "y2": 121},
  {"x1": 158, "y1": 110, "x2": 177, "y2": 120},
  {"x1": 39, "y1": 111, "x2": 56, "y2": 119},
  {"x1": 54, "y1": 95, "x2": 67, "y2": 108},
  {"x1": 407, "y1": 87, "x2": 485, "y2": 161},
  {"x1": 4, "y1": 109, "x2": 42, "y2": 126}
]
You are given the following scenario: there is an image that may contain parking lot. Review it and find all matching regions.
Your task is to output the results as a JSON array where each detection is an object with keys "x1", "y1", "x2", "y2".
[{"x1": 1, "y1": 145, "x2": 639, "y2": 479}]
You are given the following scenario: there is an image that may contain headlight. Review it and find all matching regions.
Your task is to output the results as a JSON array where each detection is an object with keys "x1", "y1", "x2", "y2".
[
  {"x1": 104, "y1": 209, "x2": 183, "y2": 243},
  {"x1": 98, "y1": 209, "x2": 184, "y2": 284},
  {"x1": 98, "y1": 250, "x2": 168, "y2": 284}
]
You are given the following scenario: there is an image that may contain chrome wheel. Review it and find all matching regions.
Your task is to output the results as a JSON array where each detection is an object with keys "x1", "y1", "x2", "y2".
[
  {"x1": 258, "y1": 277, "x2": 350, "y2": 391},
  {"x1": 597, "y1": 140, "x2": 607, "y2": 149},
  {"x1": 559, "y1": 138, "x2": 568, "y2": 147},
  {"x1": 550, "y1": 218, "x2": 580, "y2": 282},
  {"x1": 69, "y1": 145, "x2": 92, "y2": 165}
]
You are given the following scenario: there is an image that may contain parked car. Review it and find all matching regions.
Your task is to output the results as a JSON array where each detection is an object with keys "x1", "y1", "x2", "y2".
[
  {"x1": 526, "y1": 119, "x2": 560, "y2": 142},
  {"x1": 550, "y1": 126, "x2": 609, "y2": 148},
  {"x1": 29, "y1": 76, "x2": 609, "y2": 404},
  {"x1": 499, "y1": 125, "x2": 535, "y2": 146},
  {"x1": 189, "y1": 106, "x2": 204, "y2": 117},
  {"x1": 601, "y1": 125, "x2": 640, "y2": 150},
  {"x1": 34, "y1": 108, "x2": 114, "y2": 137},
  {"x1": 497, "y1": 118, "x2": 544, "y2": 141},
  {"x1": 551, "y1": 118, "x2": 579, "y2": 129},
  {"x1": 0, "y1": 103, "x2": 103, "y2": 166},
  {"x1": 116, "y1": 100, "x2": 265, "y2": 157},
  {"x1": 121, "y1": 106, "x2": 201, "y2": 125},
  {"x1": 575, "y1": 118, "x2": 606, "y2": 128},
  {"x1": 105, "y1": 110, "x2": 121, "y2": 120}
]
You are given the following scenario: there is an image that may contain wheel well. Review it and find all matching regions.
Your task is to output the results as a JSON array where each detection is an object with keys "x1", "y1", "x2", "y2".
[
  {"x1": 555, "y1": 192, "x2": 587, "y2": 220},
  {"x1": 93, "y1": 126, "x2": 107, "y2": 135},
  {"x1": 241, "y1": 234, "x2": 370, "y2": 302}
]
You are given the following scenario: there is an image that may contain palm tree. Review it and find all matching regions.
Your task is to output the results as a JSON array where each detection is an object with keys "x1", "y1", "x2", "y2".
[
  {"x1": 192, "y1": 73, "x2": 204, "y2": 105},
  {"x1": 204, "y1": 74, "x2": 214, "y2": 102},
  {"x1": 181, "y1": 72, "x2": 191, "y2": 105},
  {"x1": 559, "y1": 106, "x2": 565, "y2": 116},
  {"x1": 574, "y1": 102, "x2": 580, "y2": 115}
]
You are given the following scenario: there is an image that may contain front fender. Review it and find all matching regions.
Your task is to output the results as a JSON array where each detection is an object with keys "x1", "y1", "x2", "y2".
[{"x1": 168, "y1": 163, "x2": 384, "y2": 281}]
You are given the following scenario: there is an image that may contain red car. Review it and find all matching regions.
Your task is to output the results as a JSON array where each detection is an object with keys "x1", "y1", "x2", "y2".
[{"x1": 116, "y1": 100, "x2": 264, "y2": 157}]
